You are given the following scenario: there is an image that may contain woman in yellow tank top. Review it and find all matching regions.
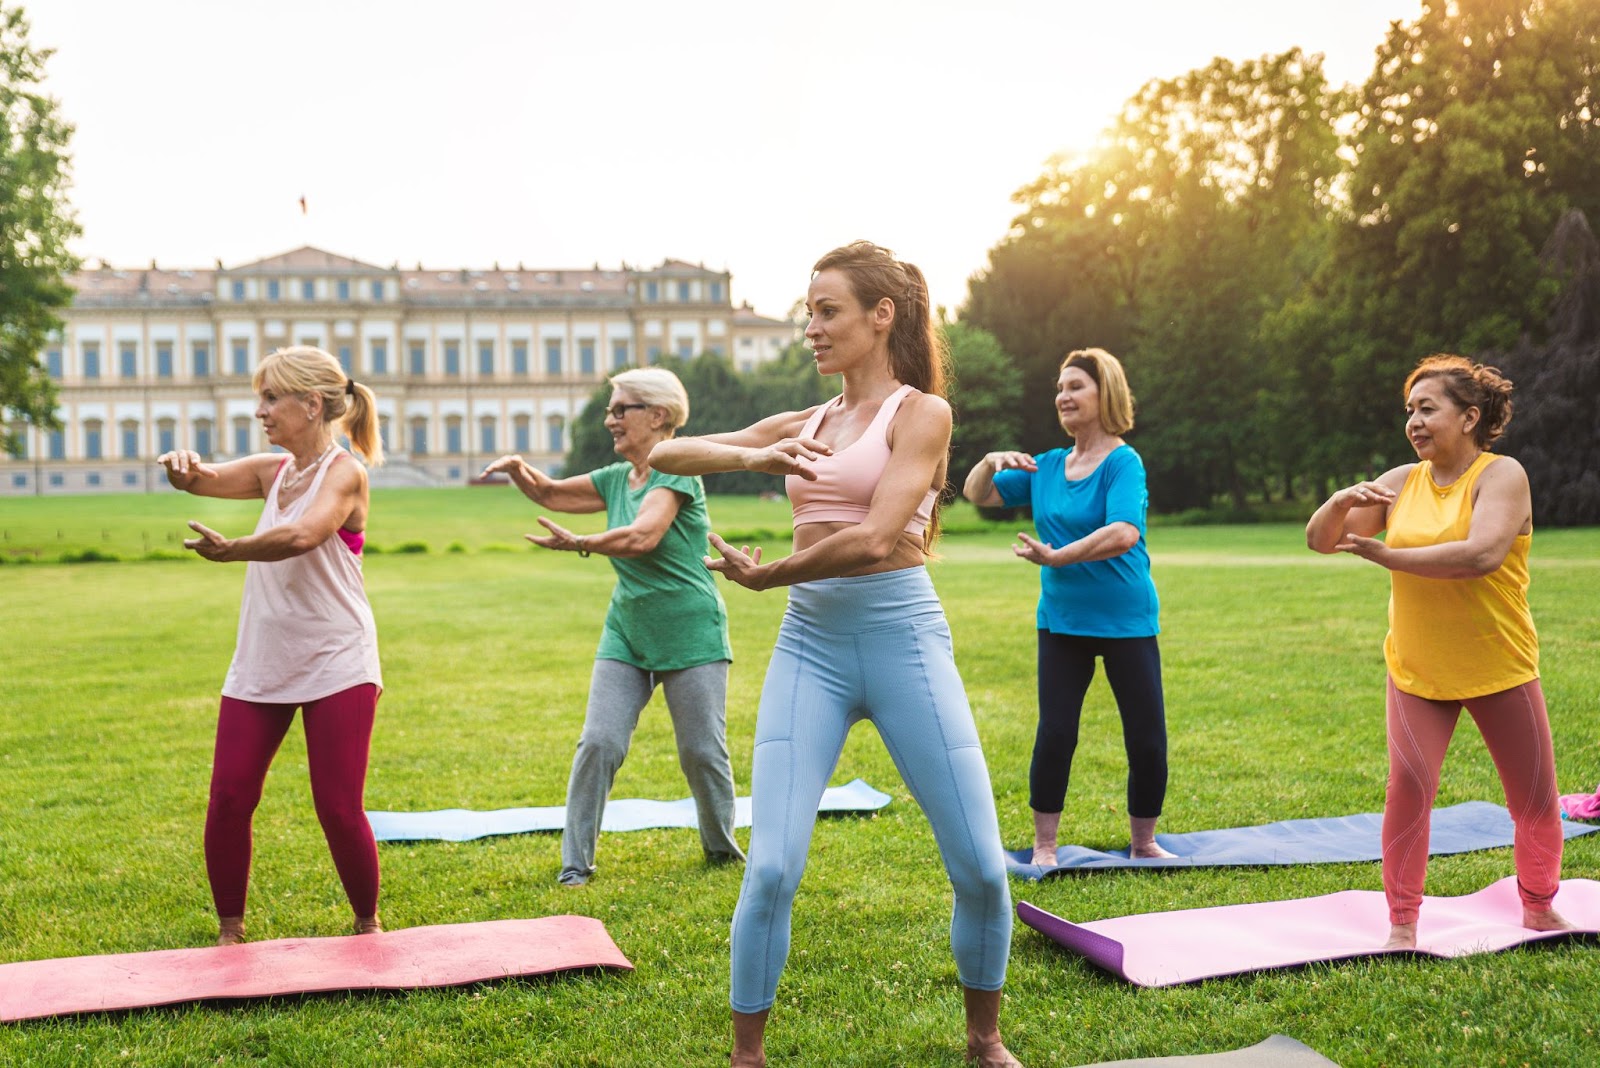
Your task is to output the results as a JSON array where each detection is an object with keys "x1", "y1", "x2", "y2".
[{"x1": 1306, "y1": 354, "x2": 1573, "y2": 950}]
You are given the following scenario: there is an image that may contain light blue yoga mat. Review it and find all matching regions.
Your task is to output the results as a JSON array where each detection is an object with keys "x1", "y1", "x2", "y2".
[
  {"x1": 1006, "y1": 800, "x2": 1600, "y2": 881},
  {"x1": 368, "y1": 778, "x2": 892, "y2": 843}
]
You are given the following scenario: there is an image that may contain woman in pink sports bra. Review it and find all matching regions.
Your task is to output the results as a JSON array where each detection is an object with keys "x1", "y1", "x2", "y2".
[
  {"x1": 158, "y1": 345, "x2": 385, "y2": 946},
  {"x1": 652, "y1": 242, "x2": 1020, "y2": 1068}
]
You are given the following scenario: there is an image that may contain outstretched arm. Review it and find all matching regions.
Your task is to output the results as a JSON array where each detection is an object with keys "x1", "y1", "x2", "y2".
[
  {"x1": 528, "y1": 487, "x2": 683, "y2": 558},
  {"x1": 1336, "y1": 458, "x2": 1530, "y2": 578},
  {"x1": 648, "y1": 408, "x2": 831, "y2": 480},
  {"x1": 962, "y1": 450, "x2": 1036, "y2": 507},
  {"x1": 184, "y1": 461, "x2": 363, "y2": 562},
  {"x1": 707, "y1": 393, "x2": 950, "y2": 590},
  {"x1": 480, "y1": 455, "x2": 604, "y2": 513},
  {"x1": 1306, "y1": 465, "x2": 1410, "y2": 553},
  {"x1": 157, "y1": 450, "x2": 277, "y2": 500}
]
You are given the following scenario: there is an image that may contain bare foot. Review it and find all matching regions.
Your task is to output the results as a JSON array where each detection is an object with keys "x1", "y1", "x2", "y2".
[
  {"x1": 1383, "y1": 922, "x2": 1417, "y2": 950},
  {"x1": 1128, "y1": 841, "x2": 1177, "y2": 860},
  {"x1": 1128, "y1": 816, "x2": 1176, "y2": 859},
  {"x1": 729, "y1": 1053, "x2": 766, "y2": 1068},
  {"x1": 354, "y1": 916, "x2": 383, "y2": 935},
  {"x1": 1030, "y1": 844, "x2": 1058, "y2": 867},
  {"x1": 966, "y1": 1037, "x2": 1024, "y2": 1067},
  {"x1": 216, "y1": 916, "x2": 246, "y2": 946},
  {"x1": 1524, "y1": 907, "x2": 1577, "y2": 933}
]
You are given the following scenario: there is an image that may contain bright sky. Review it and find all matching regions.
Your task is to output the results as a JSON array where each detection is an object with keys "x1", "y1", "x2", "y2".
[{"x1": 25, "y1": 0, "x2": 1421, "y2": 320}]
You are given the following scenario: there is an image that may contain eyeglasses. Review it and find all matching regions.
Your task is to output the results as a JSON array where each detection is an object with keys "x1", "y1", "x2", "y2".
[{"x1": 604, "y1": 403, "x2": 648, "y2": 420}]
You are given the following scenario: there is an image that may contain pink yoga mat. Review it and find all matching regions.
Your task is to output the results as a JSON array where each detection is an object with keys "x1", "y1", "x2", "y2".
[
  {"x1": 0, "y1": 915, "x2": 632, "y2": 1023},
  {"x1": 1019, "y1": 877, "x2": 1600, "y2": 987}
]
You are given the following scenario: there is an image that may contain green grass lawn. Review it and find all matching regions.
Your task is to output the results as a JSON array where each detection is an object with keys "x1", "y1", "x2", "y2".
[{"x1": 1, "y1": 492, "x2": 1597, "y2": 1066}]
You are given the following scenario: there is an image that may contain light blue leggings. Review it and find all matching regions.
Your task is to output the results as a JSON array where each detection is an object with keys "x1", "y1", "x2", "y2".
[{"x1": 728, "y1": 567, "x2": 1012, "y2": 1013}]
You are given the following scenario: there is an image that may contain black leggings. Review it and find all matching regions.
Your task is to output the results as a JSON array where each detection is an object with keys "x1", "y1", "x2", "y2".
[{"x1": 1030, "y1": 630, "x2": 1167, "y2": 818}]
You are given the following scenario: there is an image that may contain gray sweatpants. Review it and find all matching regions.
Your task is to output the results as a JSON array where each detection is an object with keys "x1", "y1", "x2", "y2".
[{"x1": 559, "y1": 657, "x2": 743, "y2": 885}]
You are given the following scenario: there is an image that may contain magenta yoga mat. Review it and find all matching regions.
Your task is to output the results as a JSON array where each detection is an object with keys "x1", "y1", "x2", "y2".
[
  {"x1": 1019, "y1": 877, "x2": 1600, "y2": 987},
  {"x1": 0, "y1": 915, "x2": 632, "y2": 1023}
]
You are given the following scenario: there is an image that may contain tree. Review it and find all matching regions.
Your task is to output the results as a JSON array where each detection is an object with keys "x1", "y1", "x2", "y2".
[
  {"x1": 1, "y1": 3, "x2": 80, "y2": 455},
  {"x1": 944, "y1": 321, "x2": 1022, "y2": 483}
]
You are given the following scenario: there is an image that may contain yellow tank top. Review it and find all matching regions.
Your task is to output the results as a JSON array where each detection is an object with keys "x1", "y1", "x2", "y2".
[{"x1": 1383, "y1": 452, "x2": 1537, "y2": 700}]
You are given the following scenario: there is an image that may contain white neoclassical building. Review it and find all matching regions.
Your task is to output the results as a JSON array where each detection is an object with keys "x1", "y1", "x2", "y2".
[{"x1": 2, "y1": 246, "x2": 798, "y2": 495}]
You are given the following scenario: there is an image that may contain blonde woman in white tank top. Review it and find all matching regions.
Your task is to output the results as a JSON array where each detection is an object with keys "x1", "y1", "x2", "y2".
[{"x1": 158, "y1": 346, "x2": 385, "y2": 946}]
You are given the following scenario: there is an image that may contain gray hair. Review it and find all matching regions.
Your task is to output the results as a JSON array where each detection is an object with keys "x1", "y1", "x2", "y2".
[{"x1": 609, "y1": 368, "x2": 689, "y2": 429}]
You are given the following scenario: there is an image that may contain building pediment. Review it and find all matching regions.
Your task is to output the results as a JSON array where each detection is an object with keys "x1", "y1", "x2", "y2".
[{"x1": 226, "y1": 246, "x2": 389, "y2": 274}]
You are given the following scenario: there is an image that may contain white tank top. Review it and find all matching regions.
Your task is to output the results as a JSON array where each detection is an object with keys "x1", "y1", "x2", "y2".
[{"x1": 221, "y1": 451, "x2": 382, "y2": 703}]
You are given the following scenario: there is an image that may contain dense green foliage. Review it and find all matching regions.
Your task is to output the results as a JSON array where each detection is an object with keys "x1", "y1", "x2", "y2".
[
  {"x1": 2, "y1": 505, "x2": 1598, "y2": 1065},
  {"x1": 0, "y1": 3, "x2": 80, "y2": 454},
  {"x1": 965, "y1": 1, "x2": 1600, "y2": 519}
]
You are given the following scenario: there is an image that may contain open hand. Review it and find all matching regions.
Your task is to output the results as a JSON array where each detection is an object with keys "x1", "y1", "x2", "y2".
[
  {"x1": 1334, "y1": 532, "x2": 1391, "y2": 567},
  {"x1": 1332, "y1": 480, "x2": 1396, "y2": 510},
  {"x1": 526, "y1": 516, "x2": 582, "y2": 552},
  {"x1": 987, "y1": 450, "x2": 1037, "y2": 473},
  {"x1": 704, "y1": 532, "x2": 766, "y2": 589},
  {"x1": 158, "y1": 450, "x2": 219, "y2": 481},
  {"x1": 480, "y1": 454, "x2": 528, "y2": 479},
  {"x1": 743, "y1": 437, "x2": 832, "y2": 480},
  {"x1": 1012, "y1": 531, "x2": 1060, "y2": 567},
  {"x1": 183, "y1": 521, "x2": 232, "y2": 562}
]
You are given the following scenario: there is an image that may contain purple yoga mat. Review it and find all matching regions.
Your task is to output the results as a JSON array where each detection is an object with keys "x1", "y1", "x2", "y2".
[
  {"x1": 0, "y1": 915, "x2": 632, "y2": 1022},
  {"x1": 1019, "y1": 876, "x2": 1600, "y2": 987}
]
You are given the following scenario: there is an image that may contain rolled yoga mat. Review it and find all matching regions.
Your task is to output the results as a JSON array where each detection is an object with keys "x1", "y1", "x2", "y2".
[
  {"x1": 1006, "y1": 801, "x2": 1600, "y2": 880},
  {"x1": 1072, "y1": 1034, "x2": 1339, "y2": 1067},
  {"x1": 0, "y1": 915, "x2": 632, "y2": 1023},
  {"x1": 1019, "y1": 876, "x2": 1600, "y2": 987},
  {"x1": 368, "y1": 777, "x2": 892, "y2": 843}
]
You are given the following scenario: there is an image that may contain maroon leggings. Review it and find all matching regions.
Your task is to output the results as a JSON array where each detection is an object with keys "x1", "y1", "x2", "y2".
[
  {"x1": 205, "y1": 683, "x2": 380, "y2": 918},
  {"x1": 1383, "y1": 676, "x2": 1563, "y2": 925}
]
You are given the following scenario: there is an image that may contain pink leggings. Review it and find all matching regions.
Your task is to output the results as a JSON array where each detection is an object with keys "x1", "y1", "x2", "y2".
[
  {"x1": 205, "y1": 684, "x2": 380, "y2": 918},
  {"x1": 1383, "y1": 676, "x2": 1562, "y2": 925}
]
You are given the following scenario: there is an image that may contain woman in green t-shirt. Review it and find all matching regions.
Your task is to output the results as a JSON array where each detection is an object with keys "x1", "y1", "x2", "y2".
[{"x1": 481, "y1": 368, "x2": 740, "y2": 886}]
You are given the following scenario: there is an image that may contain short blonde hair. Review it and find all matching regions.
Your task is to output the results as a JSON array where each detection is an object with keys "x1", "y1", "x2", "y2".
[
  {"x1": 1060, "y1": 348, "x2": 1135, "y2": 436},
  {"x1": 609, "y1": 368, "x2": 689, "y2": 429},
  {"x1": 254, "y1": 346, "x2": 385, "y2": 466}
]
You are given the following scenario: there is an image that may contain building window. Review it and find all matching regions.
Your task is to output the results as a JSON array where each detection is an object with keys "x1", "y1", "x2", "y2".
[
  {"x1": 48, "y1": 430, "x2": 65, "y2": 460},
  {"x1": 11, "y1": 426, "x2": 27, "y2": 460},
  {"x1": 512, "y1": 341, "x2": 529, "y2": 375},
  {"x1": 156, "y1": 342, "x2": 174, "y2": 378},
  {"x1": 579, "y1": 340, "x2": 595, "y2": 375},
  {"x1": 514, "y1": 415, "x2": 531, "y2": 452},
  {"x1": 231, "y1": 340, "x2": 249, "y2": 376},
  {"x1": 544, "y1": 340, "x2": 562, "y2": 376},
  {"x1": 709, "y1": 281, "x2": 723, "y2": 303},
  {"x1": 444, "y1": 342, "x2": 460, "y2": 377},
  {"x1": 378, "y1": 416, "x2": 390, "y2": 453},
  {"x1": 82, "y1": 342, "x2": 101, "y2": 379},
  {"x1": 709, "y1": 343, "x2": 725, "y2": 357},
  {"x1": 370, "y1": 280, "x2": 384, "y2": 301},
  {"x1": 676, "y1": 339, "x2": 694, "y2": 359},
  {"x1": 192, "y1": 342, "x2": 211, "y2": 377},
  {"x1": 266, "y1": 279, "x2": 280, "y2": 301},
  {"x1": 158, "y1": 419, "x2": 176, "y2": 455},
  {"x1": 337, "y1": 280, "x2": 350, "y2": 300},
  {"x1": 677, "y1": 281, "x2": 691, "y2": 303},
  {"x1": 301, "y1": 280, "x2": 316, "y2": 301},
  {"x1": 647, "y1": 344, "x2": 661, "y2": 364},
  {"x1": 410, "y1": 417, "x2": 427, "y2": 456},
  {"x1": 233, "y1": 417, "x2": 251, "y2": 456},
  {"x1": 232, "y1": 280, "x2": 246, "y2": 300},
  {"x1": 479, "y1": 418, "x2": 496, "y2": 455},
  {"x1": 445, "y1": 417, "x2": 463, "y2": 455},
  {"x1": 478, "y1": 341, "x2": 494, "y2": 377},
  {"x1": 547, "y1": 416, "x2": 564, "y2": 453},
  {"x1": 120, "y1": 421, "x2": 139, "y2": 459},
  {"x1": 645, "y1": 280, "x2": 658, "y2": 302},
  {"x1": 338, "y1": 345, "x2": 353, "y2": 374},
  {"x1": 123, "y1": 471, "x2": 138, "y2": 487},
  {"x1": 87, "y1": 472, "x2": 101, "y2": 487},
  {"x1": 408, "y1": 343, "x2": 426, "y2": 376},
  {"x1": 195, "y1": 420, "x2": 213, "y2": 458},
  {"x1": 370, "y1": 341, "x2": 388, "y2": 375},
  {"x1": 611, "y1": 341, "x2": 629, "y2": 370},
  {"x1": 12, "y1": 474, "x2": 26, "y2": 488},
  {"x1": 49, "y1": 473, "x2": 63, "y2": 487},
  {"x1": 85, "y1": 420, "x2": 104, "y2": 460},
  {"x1": 46, "y1": 348, "x2": 62, "y2": 377},
  {"x1": 118, "y1": 341, "x2": 137, "y2": 379}
]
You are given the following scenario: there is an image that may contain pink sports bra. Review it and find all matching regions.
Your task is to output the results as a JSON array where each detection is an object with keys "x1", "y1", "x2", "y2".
[{"x1": 786, "y1": 384, "x2": 937, "y2": 538}]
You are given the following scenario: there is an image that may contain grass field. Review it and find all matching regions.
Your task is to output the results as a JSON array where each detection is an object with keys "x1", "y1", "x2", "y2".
[{"x1": 1, "y1": 489, "x2": 1597, "y2": 1066}]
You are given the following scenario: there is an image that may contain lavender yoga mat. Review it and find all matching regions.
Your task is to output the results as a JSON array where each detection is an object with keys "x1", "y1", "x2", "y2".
[
  {"x1": 1019, "y1": 876, "x2": 1600, "y2": 987},
  {"x1": 1006, "y1": 801, "x2": 1600, "y2": 880},
  {"x1": 368, "y1": 777, "x2": 891, "y2": 843},
  {"x1": 1074, "y1": 1035, "x2": 1339, "y2": 1067},
  {"x1": 0, "y1": 915, "x2": 632, "y2": 1023}
]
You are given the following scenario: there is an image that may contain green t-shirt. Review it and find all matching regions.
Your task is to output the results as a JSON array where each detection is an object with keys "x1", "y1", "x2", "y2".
[{"x1": 588, "y1": 461, "x2": 731, "y2": 672}]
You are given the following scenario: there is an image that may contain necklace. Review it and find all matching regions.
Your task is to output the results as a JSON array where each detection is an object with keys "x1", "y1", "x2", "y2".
[{"x1": 281, "y1": 443, "x2": 336, "y2": 493}]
